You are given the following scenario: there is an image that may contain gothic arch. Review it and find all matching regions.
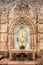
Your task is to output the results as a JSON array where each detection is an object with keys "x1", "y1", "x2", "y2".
[
  {"x1": 9, "y1": 15, "x2": 35, "y2": 34},
  {"x1": 8, "y1": 15, "x2": 36, "y2": 50}
]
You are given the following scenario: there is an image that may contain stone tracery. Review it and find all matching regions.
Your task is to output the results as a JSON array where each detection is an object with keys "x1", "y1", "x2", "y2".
[{"x1": 0, "y1": 0, "x2": 43, "y2": 52}]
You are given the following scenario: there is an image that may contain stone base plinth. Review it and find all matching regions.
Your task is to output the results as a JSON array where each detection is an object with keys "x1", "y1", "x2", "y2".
[{"x1": 8, "y1": 61, "x2": 36, "y2": 65}]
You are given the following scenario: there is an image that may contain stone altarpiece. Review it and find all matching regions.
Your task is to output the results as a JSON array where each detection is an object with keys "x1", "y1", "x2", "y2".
[{"x1": 0, "y1": 0, "x2": 43, "y2": 60}]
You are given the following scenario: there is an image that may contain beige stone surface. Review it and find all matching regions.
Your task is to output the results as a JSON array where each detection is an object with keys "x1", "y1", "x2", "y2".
[{"x1": 0, "y1": 23, "x2": 8, "y2": 33}]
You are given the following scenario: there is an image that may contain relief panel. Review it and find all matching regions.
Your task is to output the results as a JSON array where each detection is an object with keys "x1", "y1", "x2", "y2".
[
  {"x1": 38, "y1": 34, "x2": 43, "y2": 49},
  {"x1": 0, "y1": 33, "x2": 8, "y2": 43},
  {"x1": 38, "y1": 24, "x2": 43, "y2": 32}
]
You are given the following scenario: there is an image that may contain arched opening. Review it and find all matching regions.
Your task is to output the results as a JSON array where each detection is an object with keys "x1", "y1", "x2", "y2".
[
  {"x1": 8, "y1": 16, "x2": 36, "y2": 60},
  {"x1": 14, "y1": 24, "x2": 30, "y2": 50},
  {"x1": 8, "y1": 16, "x2": 35, "y2": 50}
]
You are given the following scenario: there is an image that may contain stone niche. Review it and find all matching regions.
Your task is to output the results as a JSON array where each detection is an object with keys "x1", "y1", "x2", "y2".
[{"x1": 8, "y1": 15, "x2": 36, "y2": 51}]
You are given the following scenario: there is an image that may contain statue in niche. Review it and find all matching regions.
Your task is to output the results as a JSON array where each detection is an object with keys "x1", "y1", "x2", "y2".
[
  {"x1": 14, "y1": 24, "x2": 30, "y2": 50},
  {"x1": 18, "y1": 28, "x2": 27, "y2": 49}
]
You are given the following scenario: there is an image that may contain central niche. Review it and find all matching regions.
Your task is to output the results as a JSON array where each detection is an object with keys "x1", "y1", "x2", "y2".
[{"x1": 14, "y1": 24, "x2": 30, "y2": 50}]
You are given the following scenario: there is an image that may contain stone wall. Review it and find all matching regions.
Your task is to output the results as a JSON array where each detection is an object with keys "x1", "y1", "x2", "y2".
[
  {"x1": 0, "y1": 8, "x2": 8, "y2": 51},
  {"x1": 0, "y1": 0, "x2": 43, "y2": 51}
]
